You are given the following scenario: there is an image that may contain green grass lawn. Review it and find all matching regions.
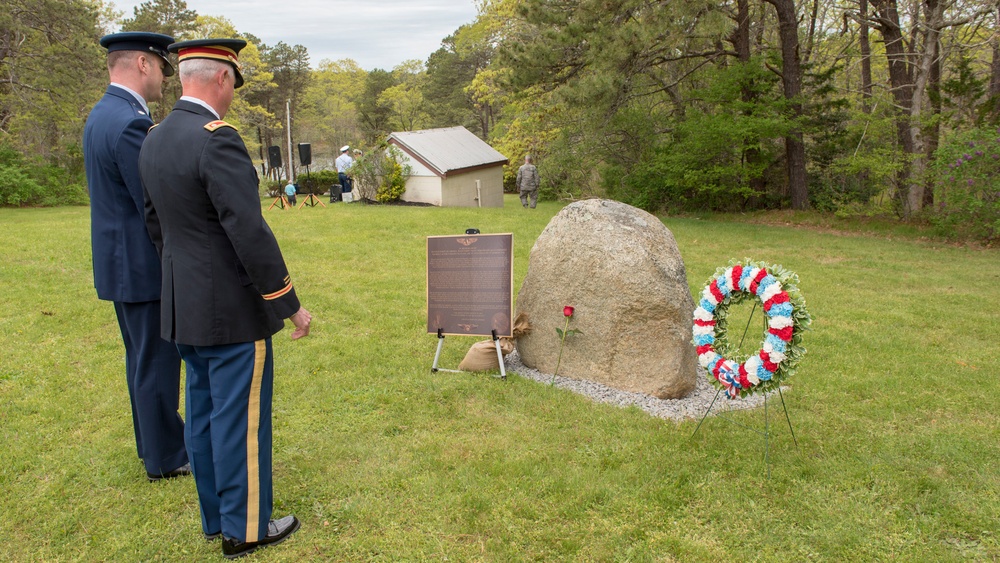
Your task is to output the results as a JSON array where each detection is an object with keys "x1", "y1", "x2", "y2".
[{"x1": 1, "y1": 195, "x2": 998, "y2": 561}]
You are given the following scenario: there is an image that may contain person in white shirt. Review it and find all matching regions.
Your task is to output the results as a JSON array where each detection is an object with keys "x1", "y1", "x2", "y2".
[{"x1": 335, "y1": 145, "x2": 354, "y2": 195}]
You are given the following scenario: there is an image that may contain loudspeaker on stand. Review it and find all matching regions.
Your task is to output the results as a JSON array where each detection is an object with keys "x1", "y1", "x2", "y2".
[
  {"x1": 267, "y1": 146, "x2": 282, "y2": 168},
  {"x1": 298, "y1": 143, "x2": 311, "y2": 166}
]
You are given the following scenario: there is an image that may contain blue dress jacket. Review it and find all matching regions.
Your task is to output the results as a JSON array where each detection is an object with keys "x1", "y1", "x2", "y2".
[{"x1": 83, "y1": 85, "x2": 162, "y2": 302}]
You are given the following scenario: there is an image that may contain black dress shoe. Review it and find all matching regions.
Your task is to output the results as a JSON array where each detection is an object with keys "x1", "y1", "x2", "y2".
[
  {"x1": 205, "y1": 531, "x2": 221, "y2": 541},
  {"x1": 146, "y1": 462, "x2": 191, "y2": 482},
  {"x1": 221, "y1": 515, "x2": 300, "y2": 559}
]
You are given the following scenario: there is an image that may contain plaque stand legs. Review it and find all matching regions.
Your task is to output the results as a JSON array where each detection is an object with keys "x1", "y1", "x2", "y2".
[
  {"x1": 492, "y1": 330, "x2": 507, "y2": 379},
  {"x1": 431, "y1": 329, "x2": 507, "y2": 380}
]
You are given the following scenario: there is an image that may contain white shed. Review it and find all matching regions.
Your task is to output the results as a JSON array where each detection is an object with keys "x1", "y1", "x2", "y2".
[{"x1": 387, "y1": 126, "x2": 509, "y2": 207}]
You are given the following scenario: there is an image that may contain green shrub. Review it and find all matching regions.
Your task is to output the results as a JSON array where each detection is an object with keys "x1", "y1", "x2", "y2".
[
  {"x1": 294, "y1": 170, "x2": 338, "y2": 194},
  {"x1": 931, "y1": 127, "x2": 1000, "y2": 242},
  {"x1": 352, "y1": 144, "x2": 411, "y2": 203},
  {"x1": 33, "y1": 164, "x2": 89, "y2": 206},
  {"x1": 263, "y1": 180, "x2": 284, "y2": 197},
  {"x1": 0, "y1": 165, "x2": 45, "y2": 206},
  {"x1": 0, "y1": 141, "x2": 89, "y2": 207},
  {"x1": 376, "y1": 160, "x2": 407, "y2": 203},
  {"x1": 809, "y1": 137, "x2": 902, "y2": 213},
  {"x1": 0, "y1": 143, "x2": 23, "y2": 167},
  {"x1": 61, "y1": 184, "x2": 90, "y2": 206}
]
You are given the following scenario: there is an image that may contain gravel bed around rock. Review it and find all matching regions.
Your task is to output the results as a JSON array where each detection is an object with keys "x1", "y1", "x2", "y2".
[{"x1": 504, "y1": 350, "x2": 783, "y2": 423}]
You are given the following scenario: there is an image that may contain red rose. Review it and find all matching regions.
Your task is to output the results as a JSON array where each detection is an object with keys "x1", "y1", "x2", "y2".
[{"x1": 563, "y1": 306, "x2": 574, "y2": 317}]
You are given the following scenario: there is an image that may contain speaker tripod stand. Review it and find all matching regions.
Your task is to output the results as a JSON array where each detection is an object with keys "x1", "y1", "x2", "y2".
[
  {"x1": 297, "y1": 193, "x2": 325, "y2": 208},
  {"x1": 267, "y1": 195, "x2": 290, "y2": 210}
]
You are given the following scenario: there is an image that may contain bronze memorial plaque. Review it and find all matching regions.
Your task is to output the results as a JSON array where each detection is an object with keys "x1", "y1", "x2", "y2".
[{"x1": 427, "y1": 233, "x2": 513, "y2": 337}]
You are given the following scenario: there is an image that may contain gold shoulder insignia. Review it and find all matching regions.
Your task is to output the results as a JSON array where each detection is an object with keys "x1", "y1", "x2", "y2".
[
  {"x1": 148, "y1": 123, "x2": 159, "y2": 133},
  {"x1": 204, "y1": 120, "x2": 237, "y2": 132}
]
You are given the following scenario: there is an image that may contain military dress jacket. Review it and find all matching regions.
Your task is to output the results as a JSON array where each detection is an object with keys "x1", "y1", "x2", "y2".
[
  {"x1": 83, "y1": 85, "x2": 162, "y2": 303},
  {"x1": 139, "y1": 100, "x2": 300, "y2": 347}
]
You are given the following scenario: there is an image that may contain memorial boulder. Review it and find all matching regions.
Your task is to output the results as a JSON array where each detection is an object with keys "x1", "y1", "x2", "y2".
[{"x1": 515, "y1": 199, "x2": 697, "y2": 399}]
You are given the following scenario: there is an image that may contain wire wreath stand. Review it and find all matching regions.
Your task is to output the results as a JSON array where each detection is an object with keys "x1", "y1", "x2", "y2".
[{"x1": 690, "y1": 300, "x2": 798, "y2": 479}]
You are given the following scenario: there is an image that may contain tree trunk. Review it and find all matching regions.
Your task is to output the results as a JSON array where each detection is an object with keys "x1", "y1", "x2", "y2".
[
  {"x1": 990, "y1": 7, "x2": 1000, "y2": 119},
  {"x1": 856, "y1": 0, "x2": 875, "y2": 198},
  {"x1": 924, "y1": 1, "x2": 942, "y2": 208},
  {"x1": 907, "y1": 1, "x2": 947, "y2": 214},
  {"x1": 872, "y1": 0, "x2": 918, "y2": 214},
  {"x1": 805, "y1": 0, "x2": 820, "y2": 63},
  {"x1": 732, "y1": 0, "x2": 768, "y2": 198},
  {"x1": 860, "y1": 0, "x2": 874, "y2": 111},
  {"x1": 734, "y1": 0, "x2": 751, "y2": 61},
  {"x1": 871, "y1": 0, "x2": 959, "y2": 216},
  {"x1": 764, "y1": 0, "x2": 809, "y2": 210}
]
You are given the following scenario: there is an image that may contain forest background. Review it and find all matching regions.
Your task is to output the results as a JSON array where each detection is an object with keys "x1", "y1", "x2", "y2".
[{"x1": 1, "y1": 0, "x2": 998, "y2": 242}]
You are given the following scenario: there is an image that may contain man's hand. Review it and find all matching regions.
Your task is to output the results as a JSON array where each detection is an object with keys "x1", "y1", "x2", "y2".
[{"x1": 289, "y1": 307, "x2": 312, "y2": 340}]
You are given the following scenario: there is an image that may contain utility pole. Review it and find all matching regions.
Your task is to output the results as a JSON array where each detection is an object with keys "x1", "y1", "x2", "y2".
[{"x1": 286, "y1": 99, "x2": 295, "y2": 183}]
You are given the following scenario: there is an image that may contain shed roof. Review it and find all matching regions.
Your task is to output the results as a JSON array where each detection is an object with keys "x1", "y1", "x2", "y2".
[{"x1": 388, "y1": 126, "x2": 508, "y2": 178}]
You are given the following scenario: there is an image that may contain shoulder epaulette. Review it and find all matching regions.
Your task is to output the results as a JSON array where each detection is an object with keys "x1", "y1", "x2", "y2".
[
  {"x1": 148, "y1": 123, "x2": 159, "y2": 133},
  {"x1": 204, "y1": 120, "x2": 237, "y2": 132}
]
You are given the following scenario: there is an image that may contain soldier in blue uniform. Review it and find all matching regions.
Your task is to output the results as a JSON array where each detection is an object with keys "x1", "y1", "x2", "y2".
[
  {"x1": 138, "y1": 38, "x2": 311, "y2": 559},
  {"x1": 83, "y1": 32, "x2": 190, "y2": 482}
]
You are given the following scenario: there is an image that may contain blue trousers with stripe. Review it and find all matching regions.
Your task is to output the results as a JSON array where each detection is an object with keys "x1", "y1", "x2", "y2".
[
  {"x1": 177, "y1": 339, "x2": 274, "y2": 542},
  {"x1": 112, "y1": 301, "x2": 187, "y2": 475}
]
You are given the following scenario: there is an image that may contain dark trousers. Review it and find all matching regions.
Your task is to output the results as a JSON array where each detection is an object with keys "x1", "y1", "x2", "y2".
[
  {"x1": 177, "y1": 338, "x2": 274, "y2": 542},
  {"x1": 338, "y1": 172, "x2": 352, "y2": 194},
  {"x1": 113, "y1": 301, "x2": 187, "y2": 475}
]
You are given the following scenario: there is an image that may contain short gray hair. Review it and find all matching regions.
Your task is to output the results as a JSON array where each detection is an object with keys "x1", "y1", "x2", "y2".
[{"x1": 179, "y1": 58, "x2": 229, "y2": 83}]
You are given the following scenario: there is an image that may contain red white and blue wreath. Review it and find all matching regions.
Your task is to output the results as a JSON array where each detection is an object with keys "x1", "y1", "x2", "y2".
[{"x1": 692, "y1": 260, "x2": 811, "y2": 399}]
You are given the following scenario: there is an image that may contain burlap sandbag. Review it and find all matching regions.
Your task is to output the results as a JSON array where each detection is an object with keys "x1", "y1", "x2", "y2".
[
  {"x1": 457, "y1": 314, "x2": 531, "y2": 372},
  {"x1": 457, "y1": 339, "x2": 515, "y2": 372}
]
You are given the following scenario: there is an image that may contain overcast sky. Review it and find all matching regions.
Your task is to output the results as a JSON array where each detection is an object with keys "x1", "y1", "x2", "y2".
[{"x1": 110, "y1": 0, "x2": 480, "y2": 70}]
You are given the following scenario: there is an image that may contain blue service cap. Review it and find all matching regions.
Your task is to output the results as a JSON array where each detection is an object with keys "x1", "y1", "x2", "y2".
[{"x1": 99, "y1": 32, "x2": 175, "y2": 76}]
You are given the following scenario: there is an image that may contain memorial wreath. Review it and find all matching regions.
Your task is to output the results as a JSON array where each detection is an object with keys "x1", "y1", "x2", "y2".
[{"x1": 692, "y1": 260, "x2": 811, "y2": 399}]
